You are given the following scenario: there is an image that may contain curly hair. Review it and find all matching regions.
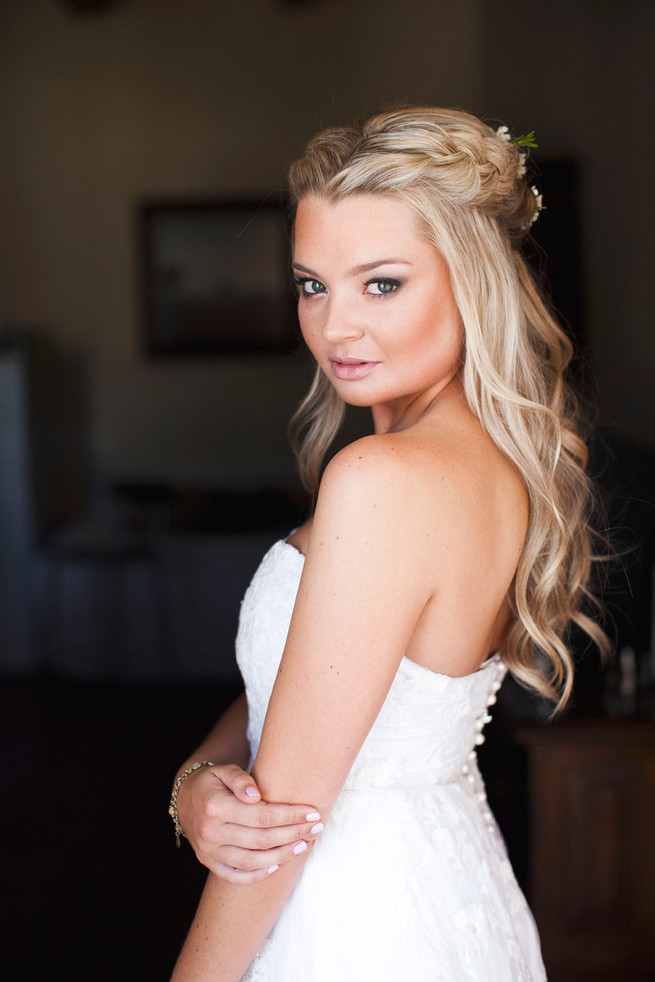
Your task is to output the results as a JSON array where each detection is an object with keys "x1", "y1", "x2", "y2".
[{"x1": 287, "y1": 106, "x2": 608, "y2": 711}]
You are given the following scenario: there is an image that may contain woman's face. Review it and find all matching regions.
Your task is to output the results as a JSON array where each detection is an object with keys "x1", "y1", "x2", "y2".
[{"x1": 292, "y1": 193, "x2": 464, "y2": 431}]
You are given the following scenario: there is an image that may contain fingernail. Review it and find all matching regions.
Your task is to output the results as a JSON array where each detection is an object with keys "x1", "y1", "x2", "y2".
[
  {"x1": 293, "y1": 841, "x2": 308, "y2": 855},
  {"x1": 267, "y1": 865, "x2": 279, "y2": 874},
  {"x1": 245, "y1": 786, "x2": 259, "y2": 797},
  {"x1": 310, "y1": 822, "x2": 324, "y2": 834},
  {"x1": 305, "y1": 811, "x2": 320, "y2": 821}
]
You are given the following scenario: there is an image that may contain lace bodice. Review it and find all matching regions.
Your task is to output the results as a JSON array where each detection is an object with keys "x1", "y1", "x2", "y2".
[
  {"x1": 235, "y1": 539, "x2": 506, "y2": 790},
  {"x1": 237, "y1": 538, "x2": 546, "y2": 982}
]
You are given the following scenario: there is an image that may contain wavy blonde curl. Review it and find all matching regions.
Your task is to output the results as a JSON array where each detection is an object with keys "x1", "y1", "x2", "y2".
[{"x1": 287, "y1": 106, "x2": 608, "y2": 712}]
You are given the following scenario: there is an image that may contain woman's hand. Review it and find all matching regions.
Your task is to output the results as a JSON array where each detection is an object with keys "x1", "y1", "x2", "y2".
[{"x1": 176, "y1": 763, "x2": 324, "y2": 884}]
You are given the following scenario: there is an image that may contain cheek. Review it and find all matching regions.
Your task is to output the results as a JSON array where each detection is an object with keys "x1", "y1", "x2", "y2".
[
  {"x1": 297, "y1": 308, "x2": 311, "y2": 343},
  {"x1": 408, "y1": 306, "x2": 458, "y2": 351},
  {"x1": 298, "y1": 309, "x2": 321, "y2": 359},
  {"x1": 408, "y1": 308, "x2": 463, "y2": 373}
]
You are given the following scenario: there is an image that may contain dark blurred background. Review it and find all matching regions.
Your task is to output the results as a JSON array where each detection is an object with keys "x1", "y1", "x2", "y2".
[{"x1": 0, "y1": 1, "x2": 654, "y2": 979}]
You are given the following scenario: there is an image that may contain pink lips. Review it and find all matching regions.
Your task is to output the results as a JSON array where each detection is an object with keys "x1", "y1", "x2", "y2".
[{"x1": 329, "y1": 358, "x2": 379, "y2": 381}]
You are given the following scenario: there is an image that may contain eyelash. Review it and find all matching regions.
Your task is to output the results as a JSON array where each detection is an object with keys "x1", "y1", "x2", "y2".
[
  {"x1": 364, "y1": 277, "x2": 401, "y2": 297},
  {"x1": 292, "y1": 276, "x2": 402, "y2": 298},
  {"x1": 293, "y1": 276, "x2": 325, "y2": 296}
]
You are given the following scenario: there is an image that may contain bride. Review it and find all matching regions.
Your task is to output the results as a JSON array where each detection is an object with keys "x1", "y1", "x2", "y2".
[{"x1": 169, "y1": 107, "x2": 606, "y2": 980}]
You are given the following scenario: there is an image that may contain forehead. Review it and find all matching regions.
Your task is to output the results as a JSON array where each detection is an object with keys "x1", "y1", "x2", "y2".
[{"x1": 293, "y1": 193, "x2": 427, "y2": 260}]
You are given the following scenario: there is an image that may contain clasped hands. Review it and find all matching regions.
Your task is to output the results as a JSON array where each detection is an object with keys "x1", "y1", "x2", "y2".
[{"x1": 176, "y1": 763, "x2": 325, "y2": 884}]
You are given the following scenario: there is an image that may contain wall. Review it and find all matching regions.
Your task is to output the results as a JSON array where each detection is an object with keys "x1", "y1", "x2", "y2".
[
  {"x1": 0, "y1": 0, "x2": 481, "y2": 490},
  {"x1": 0, "y1": 0, "x2": 652, "y2": 497},
  {"x1": 481, "y1": 0, "x2": 655, "y2": 452}
]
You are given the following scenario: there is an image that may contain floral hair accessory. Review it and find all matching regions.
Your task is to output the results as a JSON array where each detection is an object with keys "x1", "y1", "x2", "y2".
[
  {"x1": 495, "y1": 125, "x2": 538, "y2": 150},
  {"x1": 495, "y1": 125, "x2": 539, "y2": 183},
  {"x1": 530, "y1": 185, "x2": 545, "y2": 225},
  {"x1": 512, "y1": 130, "x2": 538, "y2": 150},
  {"x1": 495, "y1": 125, "x2": 543, "y2": 226}
]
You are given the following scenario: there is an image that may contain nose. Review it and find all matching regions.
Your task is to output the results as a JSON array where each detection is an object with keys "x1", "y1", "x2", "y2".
[{"x1": 321, "y1": 294, "x2": 364, "y2": 344}]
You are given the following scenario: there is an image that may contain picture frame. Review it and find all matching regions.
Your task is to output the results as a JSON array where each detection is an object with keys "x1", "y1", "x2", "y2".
[{"x1": 139, "y1": 198, "x2": 297, "y2": 355}]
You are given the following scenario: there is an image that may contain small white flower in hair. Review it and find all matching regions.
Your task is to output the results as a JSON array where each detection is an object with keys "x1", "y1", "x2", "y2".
[
  {"x1": 530, "y1": 185, "x2": 544, "y2": 224},
  {"x1": 517, "y1": 157, "x2": 527, "y2": 178},
  {"x1": 496, "y1": 125, "x2": 511, "y2": 142}
]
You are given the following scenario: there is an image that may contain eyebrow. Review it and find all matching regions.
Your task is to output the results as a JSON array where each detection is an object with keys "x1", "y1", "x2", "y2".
[{"x1": 292, "y1": 259, "x2": 412, "y2": 277}]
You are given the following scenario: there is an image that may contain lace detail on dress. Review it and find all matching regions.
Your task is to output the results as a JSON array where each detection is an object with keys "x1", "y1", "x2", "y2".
[
  {"x1": 237, "y1": 540, "x2": 546, "y2": 982},
  {"x1": 242, "y1": 939, "x2": 273, "y2": 982}
]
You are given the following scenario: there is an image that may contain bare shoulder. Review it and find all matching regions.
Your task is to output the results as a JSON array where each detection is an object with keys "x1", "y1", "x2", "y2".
[
  {"x1": 311, "y1": 430, "x2": 458, "y2": 556},
  {"x1": 300, "y1": 435, "x2": 422, "y2": 569},
  {"x1": 317, "y1": 432, "x2": 444, "y2": 523},
  {"x1": 321, "y1": 433, "x2": 414, "y2": 495},
  {"x1": 321, "y1": 418, "x2": 518, "y2": 508},
  {"x1": 314, "y1": 415, "x2": 527, "y2": 558}
]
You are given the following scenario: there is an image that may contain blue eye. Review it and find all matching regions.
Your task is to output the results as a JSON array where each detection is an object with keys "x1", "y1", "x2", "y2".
[
  {"x1": 294, "y1": 277, "x2": 326, "y2": 296},
  {"x1": 365, "y1": 278, "x2": 400, "y2": 296}
]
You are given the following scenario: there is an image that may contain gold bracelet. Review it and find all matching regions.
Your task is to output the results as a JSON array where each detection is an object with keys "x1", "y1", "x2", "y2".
[{"x1": 168, "y1": 761, "x2": 215, "y2": 848}]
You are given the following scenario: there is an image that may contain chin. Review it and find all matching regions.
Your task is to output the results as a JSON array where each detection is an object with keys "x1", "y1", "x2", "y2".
[{"x1": 329, "y1": 383, "x2": 377, "y2": 409}]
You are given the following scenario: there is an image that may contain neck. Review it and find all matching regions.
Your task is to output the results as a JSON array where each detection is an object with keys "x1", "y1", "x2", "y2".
[{"x1": 371, "y1": 372, "x2": 463, "y2": 434}]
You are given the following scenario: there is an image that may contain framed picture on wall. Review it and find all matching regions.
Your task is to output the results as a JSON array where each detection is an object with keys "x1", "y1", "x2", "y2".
[{"x1": 139, "y1": 198, "x2": 297, "y2": 355}]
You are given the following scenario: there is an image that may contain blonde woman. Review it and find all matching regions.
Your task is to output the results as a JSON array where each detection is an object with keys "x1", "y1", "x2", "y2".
[{"x1": 170, "y1": 107, "x2": 606, "y2": 981}]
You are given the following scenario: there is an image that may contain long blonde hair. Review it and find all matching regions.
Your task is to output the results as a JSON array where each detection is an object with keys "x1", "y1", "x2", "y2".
[{"x1": 287, "y1": 106, "x2": 608, "y2": 711}]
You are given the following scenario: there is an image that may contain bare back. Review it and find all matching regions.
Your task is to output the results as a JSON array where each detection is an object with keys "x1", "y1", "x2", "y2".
[{"x1": 288, "y1": 386, "x2": 528, "y2": 678}]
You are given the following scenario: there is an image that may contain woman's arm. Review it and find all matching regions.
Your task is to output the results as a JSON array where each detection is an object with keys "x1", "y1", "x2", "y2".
[
  {"x1": 175, "y1": 693, "x2": 325, "y2": 883},
  {"x1": 175, "y1": 693, "x2": 250, "y2": 779},
  {"x1": 172, "y1": 440, "x2": 439, "y2": 980}
]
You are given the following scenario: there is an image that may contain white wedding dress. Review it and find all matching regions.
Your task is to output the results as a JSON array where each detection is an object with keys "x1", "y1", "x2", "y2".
[{"x1": 237, "y1": 539, "x2": 547, "y2": 981}]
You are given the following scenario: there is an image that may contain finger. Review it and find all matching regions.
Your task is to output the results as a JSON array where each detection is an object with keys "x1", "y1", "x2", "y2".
[
  {"x1": 220, "y1": 818, "x2": 325, "y2": 851},
  {"x1": 201, "y1": 787, "x2": 322, "y2": 832},
  {"x1": 208, "y1": 860, "x2": 282, "y2": 886},
  {"x1": 207, "y1": 794, "x2": 321, "y2": 830},
  {"x1": 217, "y1": 764, "x2": 261, "y2": 803},
  {"x1": 219, "y1": 838, "x2": 316, "y2": 874},
  {"x1": 218, "y1": 769, "x2": 319, "y2": 813},
  {"x1": 248, "y1": 802, "x2": 322, "y2": 829}
]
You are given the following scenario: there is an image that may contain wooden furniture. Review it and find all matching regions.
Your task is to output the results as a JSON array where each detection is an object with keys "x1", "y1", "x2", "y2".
[{"x1": 519, "y1": 719, "x2": 655, "y2": 980}]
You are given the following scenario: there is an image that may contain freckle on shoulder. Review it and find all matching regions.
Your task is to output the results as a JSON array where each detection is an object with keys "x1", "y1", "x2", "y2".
[{"x1": 322, "y1": 438, "x2": 419, "y2": 506}]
